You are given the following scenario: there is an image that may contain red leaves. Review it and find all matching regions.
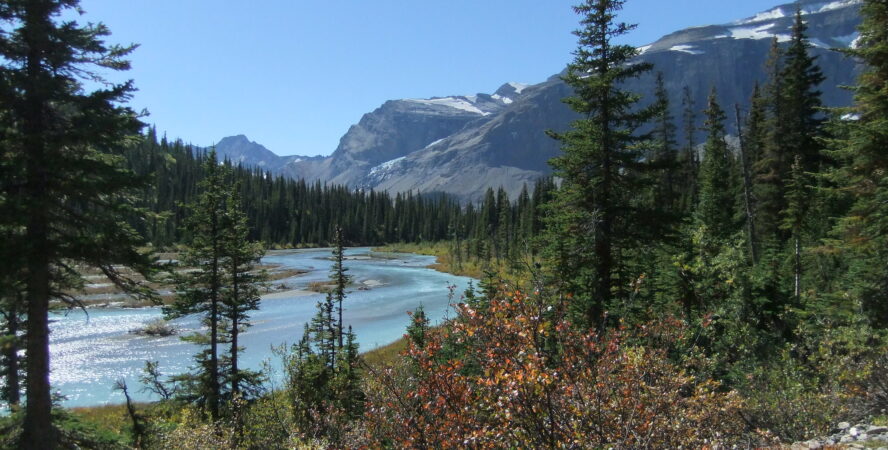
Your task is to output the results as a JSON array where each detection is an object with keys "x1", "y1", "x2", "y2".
[{"x1": 364, "y1": 286, "x2": 743, "y2": 448}]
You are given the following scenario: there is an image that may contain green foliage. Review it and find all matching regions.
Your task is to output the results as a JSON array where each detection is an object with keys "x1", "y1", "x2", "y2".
[
  {"x1": 697, "y1": 88, "x2": 737, "y2": 242},
  {"x1": 544, "y1": 0, "x2": 659, "y2": 329},
  {"x1": 824, "y1": 0, "x2": 888, "y2": 328},
  {"x1": 163, "y1": 152, "x2": 266, "y2": 421},
  {"x1": 0, "y1": 0, "x2": 157, "y2": 445},
  {"x1": 280, "y1": 233, "x2": 364, "y2": 443}
]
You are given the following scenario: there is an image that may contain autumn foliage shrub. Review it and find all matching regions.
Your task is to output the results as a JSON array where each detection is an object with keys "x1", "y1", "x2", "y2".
[{"x1": 363, "y1": 285, "x2": 745, "y2": 448}]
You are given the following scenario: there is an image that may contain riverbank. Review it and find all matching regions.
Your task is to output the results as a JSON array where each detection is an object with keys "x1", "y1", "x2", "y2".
[
  {"x1": 372, "y1": 242, "x2": 496, "y2": 280},
  {"x1": 62, "y1": 256, "x2": 308, "y2": 309}
]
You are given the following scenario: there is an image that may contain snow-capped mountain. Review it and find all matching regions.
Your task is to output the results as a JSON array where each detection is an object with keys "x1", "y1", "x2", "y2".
[{"x1": 220, "y1": 0, "x2": 864, "y2": 202}]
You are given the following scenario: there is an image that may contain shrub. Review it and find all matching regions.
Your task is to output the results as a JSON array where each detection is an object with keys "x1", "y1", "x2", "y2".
[
  {"x1": 363, "y1": 284, "x2": 745, "y2": 448},
  {"x1": 130, "y1": 318, "x2": 177, "y2": 337}
]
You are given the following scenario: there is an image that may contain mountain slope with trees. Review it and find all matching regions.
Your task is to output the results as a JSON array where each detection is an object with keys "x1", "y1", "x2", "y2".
[
  {"x1": 3, "y1": 0, "x2": 888, "y2": 448},
  {"x1": 216, "y1": 0, "x2": 865, "y2": 203}
]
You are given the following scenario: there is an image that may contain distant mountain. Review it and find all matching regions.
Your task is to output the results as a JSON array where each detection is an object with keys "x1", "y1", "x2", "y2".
[
  {"x1": 212, "y1": 134, "x2": 320, "y2": 173},
  {"x1": 219, "y1": 0, "x2": 864, "y2": 202}
]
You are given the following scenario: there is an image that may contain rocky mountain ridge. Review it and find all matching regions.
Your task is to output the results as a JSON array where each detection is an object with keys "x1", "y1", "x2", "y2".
[{"x1": 215, "y1": 0, "x2": 864, "y2": 203}]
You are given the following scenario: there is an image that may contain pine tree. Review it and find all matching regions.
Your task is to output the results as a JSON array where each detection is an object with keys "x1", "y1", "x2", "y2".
[
  {"x1": 739, "y1": 84, "x2": 768, "y2": 262},
  {"x1": 652, "y1": 72, "x2": 680, "y2": 213},
  {"x1": 0, "y1": 1, "x2": 155, "y2": 445},
  {"x1": 406, "y1": 305, "x2": 430, "y2": 349},
  {"x1": 697, "y1": 88, "x2": 735, "y2": 241},
  {"x1": 285, "y1": 242, "x2": 363, "y2": 437},
  {"x1": 679, "y1": 85, "x2": 699, "y2": 214},
  {"x1": 779, "y1": 9, "x2": 826, "y2": 173},
  {"x1": 221, "y1": 183, "x2": 265, "y2": 398},
  {"x1": 754, "y1": 38, "x2": 787, "y2": 247},
  {"x1": 544, "y1": 0, "x2": 655, "y2": 329},
  {"x1": 165, "y1": 152, "x2": 232, "y2": 421},
  {"x1": 827, "y1": 0, "x2": 888, "y2": 326},
  {"x1": 330, "y1": 226, "x2": 350, "y2": 351},
  {"x1": 782, "y1": 155, "x2": 808, "y2": 303}
]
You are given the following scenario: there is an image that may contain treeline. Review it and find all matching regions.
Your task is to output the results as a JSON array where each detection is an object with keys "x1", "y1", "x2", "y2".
[
  {"x1": 123, "y1": 132, "x2": 464, "y2": 247},
  {"x1": 121, "y1": 129, "x2": 558, "y2": 254}
]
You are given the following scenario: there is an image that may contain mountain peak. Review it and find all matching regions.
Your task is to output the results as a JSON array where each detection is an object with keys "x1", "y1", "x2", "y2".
[
  {"x1": 734, "y1": 0, "x2": 860, "y2": 25},
  {"x1": 638, "y1": 0, "x2": 862, "y2": 56},
  {"x1": 218, "y1": 134, "x2": 251, "y2": 145}
]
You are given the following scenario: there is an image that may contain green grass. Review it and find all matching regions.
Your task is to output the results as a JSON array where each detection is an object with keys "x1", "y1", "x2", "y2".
[
  {"x1": 69, "y1": 403, "x2": 137, "y2": 440},
  {"x1": 373, "y1": 242, "x2": 499, "y2": 279},
  {"x1": 362, "y1": 337, "x2": 409, "y2": 370}
]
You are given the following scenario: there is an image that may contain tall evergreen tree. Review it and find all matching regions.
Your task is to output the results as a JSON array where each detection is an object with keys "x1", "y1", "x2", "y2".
[
  {"x1": 826, "y1": 0, "x2": 888, "y2": 326},
  {"x1": 679, "y1": 85, "x2": 699, "y2": 214},
  {"x1": 652, "y1": 72, "x2": 680, "y2": 214},
  {"x1": 330, "y1": 226, "x2": 350, "y2": 351},
  {"x1": 221, "y1": 184, "x2": 265, "y2": 398},
  {"x1": 0, "y1": 1, "x2": 155, "y2": 446},
  {"x1": 545, "y1": 0, "x2": 654, "y2": 329},
  {"x1": 782, "y1": 155, "x2": 808, "y2": 302},
  {"x1": 165, "y1": 152, "x2": 232, "y2": 421},
  {"x1": 779, "y1": 9, "x2": 826, "y2": 173},
  {"x1": 740, "y1": 84, "x2": 768, "y2": 262},
  {"x1": 285, "y1": 241, "x2": 363, "y2": 437},
  {"x1": 754, "y1": 38, "x2": 787, "y2": 247},
  {"x1": 697, "y1": 88, "x2": 736, "y2": 241}
]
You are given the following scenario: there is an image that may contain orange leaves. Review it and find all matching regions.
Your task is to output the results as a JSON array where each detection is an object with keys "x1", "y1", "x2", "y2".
[{"x1": 364, "y1": 286, "x2": 744, "y2": 448}]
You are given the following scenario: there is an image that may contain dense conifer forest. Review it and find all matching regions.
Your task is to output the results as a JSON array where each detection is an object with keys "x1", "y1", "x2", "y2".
[
  {"x1": 2, "y1": 0, "x2": 888, "y2": 448},
  {"x1": 120, "y1": 129, "x2": 555, "y2": 251}
]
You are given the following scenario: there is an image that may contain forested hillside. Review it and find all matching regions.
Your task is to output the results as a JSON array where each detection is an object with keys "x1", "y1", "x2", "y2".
[
  {"x1": 2, "y1": 0, "x2": 888, "y2": 448},
  {"x1": 121, "y1": 129, "x2": 554, "y2": 251}
]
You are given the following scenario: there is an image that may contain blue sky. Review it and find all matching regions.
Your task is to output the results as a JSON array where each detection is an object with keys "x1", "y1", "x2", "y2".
[{"x1": 77, "y1": 0, "x2": 785, "y2": 156}]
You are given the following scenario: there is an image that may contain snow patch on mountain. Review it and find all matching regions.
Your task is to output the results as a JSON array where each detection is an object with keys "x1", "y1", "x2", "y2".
[
  {"x1": 424, "y1": 138, "x2": 446, "y2": 149},
  {"x1": 736, "y1": 0, "x2": 859, "y2": 25},
  {"x1": 406, "y1": 97, "x2": 490, "y2": 115},
  {"x1": 833, "y1": 32, "x2": 858, "y2": 46},
  {"x1": 670, "y1": 44, "x2": 704, "y2": 55},
  {"x1": 727, "y1": 22, "x2": 790, "y2": 41},
  {"x1": 368, "y1": 156, "x2": 406, "y2": 178},
  {"x1": 736, "y1": 8, "x2": 786, "y2": 25},
  {"x1": 507, "y1": 82, "x2": 529, "y2": 94},
  {"x1": 637, "y1": 44, "x2": 652, "y2": 55},
  {"x1": 804, "y1": 0, "x2": 861, "y2": 14},
  {"x1": 809, "y1": 37, "x2": 831, "y2": 48},
  {"x1": 491, "y1": 93, "x2": 513, "y2": 104}
]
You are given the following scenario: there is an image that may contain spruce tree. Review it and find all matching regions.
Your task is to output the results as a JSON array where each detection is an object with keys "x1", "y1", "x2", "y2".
[
  {"x1": 286, "y1": 242, "x2": 363, "y2": 436},
  {"x1": 697, "y1": 88, "x2": 735, "y2": 241},
  {"x1": 545, "y1": 0, "x2": 655, "y2": 329},
  {"x1": 679, "y1": 85, "x2": 699, "y2": 214},
  {"x1": 652, "y1": 72, "x2": 679, "y2": 213},
  {"x1": 165, "y1": 151, "x2": 232, "y2": 421},
  {"x1": 0, "y1": 1, "x2": 155, "y2": 445},
  {"x1": 827, "y1": 0, "x2": 888, "y2": 326},
  {"x1": 740, "y1": 84, "x2": 768, "y2": 262},
  {"x1": 221, "y1": 184, "x2": 265, "y2": 398},
  {"x1": 779, "y1": 9, "x2": 826, "y2": 173},
  {"x1": 330, "y1": 226, "x2": 350, "y2": 351},
  {"x1": 782, "y1": 155, "x2": 808, "y2": 303},
  {"x1": 754, "y1": 38, "x2": 787, "y2": 247}
]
